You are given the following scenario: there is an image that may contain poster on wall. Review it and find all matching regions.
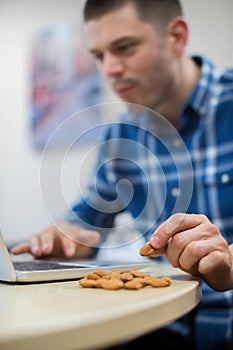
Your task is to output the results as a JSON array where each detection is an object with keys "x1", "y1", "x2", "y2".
[{"x1": 30, "y1": 24, "x2": 103, "y2": 149}]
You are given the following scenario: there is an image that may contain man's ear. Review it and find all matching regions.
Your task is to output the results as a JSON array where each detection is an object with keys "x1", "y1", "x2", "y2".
[{"x1": 167, "y1": 17, "x2": 189, "y2": 57}]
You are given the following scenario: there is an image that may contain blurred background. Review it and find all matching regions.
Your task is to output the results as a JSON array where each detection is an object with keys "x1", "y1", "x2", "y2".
[{"x1": 0, "y1": 0, "x2": 233, "y2": 246}]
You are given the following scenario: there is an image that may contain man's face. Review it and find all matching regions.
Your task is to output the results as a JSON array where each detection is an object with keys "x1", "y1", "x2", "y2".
[{"x1": 84, "y1": 3, "x2": 177, "y2": 111}]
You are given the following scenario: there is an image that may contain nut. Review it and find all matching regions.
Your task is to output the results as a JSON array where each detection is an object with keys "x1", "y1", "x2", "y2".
[
  {"x1": 78, "y1": 268, "x2": 172, "y2": 290},
  {"x1": 139, "y1": 241, "x2": 156, "y2": 256},
  {"x1": 94, "y1": 269, "x2": 110, "y2": 277},
  {"x1": 79, "y1": 278, "x2": 96, "y2": 288},
  {"x1": 86, "y1": 273, "x2": 100, "y2": 280},
  {"x1": 111, "y1": 268, "x2": 122, "y2": 280},
  {"x1": 121, "y1": 272, "x2": 133, "y2": 281},
  {"x1": 124, "y1": 280, "x2": 144, "y2": 290},
  {"x1": 130, "y1": 269, "x2": 145, "y2": 278},
  {"x1": 144, "y1": 276, "x2": 172, "y2": 287},
  {"x1": 101, "y1": 279, "x2": 124, "y2": 290}
]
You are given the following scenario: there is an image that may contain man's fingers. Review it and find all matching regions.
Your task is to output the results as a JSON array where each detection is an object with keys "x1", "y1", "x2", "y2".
[
  {"x1": 53, "y1": 221, "x2": 100, "y2": 246},
  {"x1": 10, "y1": 223, "x2": 101, "y2": 258},
  {"x1": 39, "y1": 232, "x2": 56, "y2": 255},
  {"x1": 198, "y1": 251, "x2": 233, "y2": 291},
  {"x1": 198, "y1": 250, "x2": 230, "y2": 275},
  {"x1": 61, "y1": 238, "x2": 78, "y2": 257},
  {"x1": 150, "y1": 213, "x2": 209, "y2": 249},
  {"x1": 178, "y1": 239, "x2": 220, "y2": 272},
  {"x1": 10, "y1": 243, "x2": 31, "y2": 255},
  {"x1": 30, "y1": 235, "x2": 44, "y2": 256},
  {"x1": 62, "y1": 229, "x2": 100, "y2": 246},
  {"x1": 165, "y1": 213, "x2": 206, "y2": 234},
  {"x1": 58, "y1": 229, "x2": 100, "y2": 258}
]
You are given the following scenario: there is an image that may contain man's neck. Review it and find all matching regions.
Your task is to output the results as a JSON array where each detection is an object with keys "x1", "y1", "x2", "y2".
[{"x1": 156, "y1": 56, "x2": 201, "y2": 129}]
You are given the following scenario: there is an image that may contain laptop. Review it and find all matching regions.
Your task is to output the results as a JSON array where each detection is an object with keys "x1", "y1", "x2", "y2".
[{"x1": 0, "y1": 231, "x2": 151, "y2": 283}]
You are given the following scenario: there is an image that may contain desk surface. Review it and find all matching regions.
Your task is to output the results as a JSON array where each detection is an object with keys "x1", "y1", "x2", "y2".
[{"x1": 0, "y1": 262, "x2": 201, "y2": 350}]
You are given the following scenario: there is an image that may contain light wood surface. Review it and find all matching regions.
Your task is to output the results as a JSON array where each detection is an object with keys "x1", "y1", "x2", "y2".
[{"x1": 0, "y1": 262, "x2": 201, "y2": 350}]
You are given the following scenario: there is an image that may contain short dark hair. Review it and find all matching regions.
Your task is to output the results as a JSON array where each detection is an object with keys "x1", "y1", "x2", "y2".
[{"x1": 83, "y1": 0, "x2": 183, "y2": 29}]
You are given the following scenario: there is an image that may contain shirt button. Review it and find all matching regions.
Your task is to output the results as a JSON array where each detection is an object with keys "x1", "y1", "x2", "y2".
[
  {"x1": 221, "y1": 173, "x2": 230, "y2": 184},
  {"x1": 200, "y1": 106, "x2": 207, "y2": 115},
  {"x1": 171, "y1": 187, "x2": 180, "y2": 197}
]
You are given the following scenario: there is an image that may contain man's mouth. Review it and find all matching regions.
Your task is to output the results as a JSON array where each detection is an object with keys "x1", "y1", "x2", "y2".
[
  {"x1": 113, "y1": 81, "x2": 135, "y2": 98},
  {"x1": 115, "y1": 86, "x2": 133, "y2": 98}
]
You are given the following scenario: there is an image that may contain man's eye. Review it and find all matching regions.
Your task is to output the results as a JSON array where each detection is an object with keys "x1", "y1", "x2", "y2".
[
  {"x1": 116, "y1": 42, "x2": 138, "y2": 55},
  {"x1": 118, "y1": 44, "x2": 134, "y2": 51},
  {"x1": 93, "y1": 54, "x2": 104, "y2": 62}
]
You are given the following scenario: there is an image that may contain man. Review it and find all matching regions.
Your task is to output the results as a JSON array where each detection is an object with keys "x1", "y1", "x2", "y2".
[{"x1": 12, "y1": 1, "x2": 233, "y2": 349}]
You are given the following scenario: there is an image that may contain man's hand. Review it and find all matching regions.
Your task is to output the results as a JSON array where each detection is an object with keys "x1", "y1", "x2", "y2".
[
  {"x1": 149, "y1": 213, "x2": 233, "y2": 291},
  {"x1": 10, "y1": 221, "x2": 100, "y2": 258}
]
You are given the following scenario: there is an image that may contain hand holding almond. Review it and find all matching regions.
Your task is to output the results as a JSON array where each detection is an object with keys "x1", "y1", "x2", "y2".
[{"x1": 140, "y1": 213, "x2": 233, "y2": 292}]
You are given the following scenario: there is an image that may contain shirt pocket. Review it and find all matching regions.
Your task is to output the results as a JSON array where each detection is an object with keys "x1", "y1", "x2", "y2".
[{"x1": 200, "y1": 166, "x2": 233, "y2": 220}]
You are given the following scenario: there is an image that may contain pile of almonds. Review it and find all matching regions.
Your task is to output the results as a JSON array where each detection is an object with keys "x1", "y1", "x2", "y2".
[{"x1": 79, "y1": 268, "x2": 172, "y2": 290}]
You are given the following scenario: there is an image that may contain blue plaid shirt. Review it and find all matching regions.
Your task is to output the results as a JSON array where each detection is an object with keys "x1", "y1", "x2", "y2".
[{"x1": 66, "y1": 56, "x2": 233, "y2": 349}]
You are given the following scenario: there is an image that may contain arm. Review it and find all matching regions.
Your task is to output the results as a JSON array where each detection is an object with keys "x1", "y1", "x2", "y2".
[
  {"x1": 149, "y1": 213, "x2": 233, "y2": 292},
  {"x1": 11, "y1": 129, "x2": 122, "y2": 258}
]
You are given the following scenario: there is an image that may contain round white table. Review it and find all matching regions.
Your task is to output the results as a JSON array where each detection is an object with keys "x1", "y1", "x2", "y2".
[{"x1": 0, "y1": 262, "x2": 201, "y2": 350}]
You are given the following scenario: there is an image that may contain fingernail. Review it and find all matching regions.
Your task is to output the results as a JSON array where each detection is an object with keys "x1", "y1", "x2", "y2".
[
  {"x1": 32, "y1": 246, "x2": 39, "y2": 254},
  {"x1": 66, "y1": 246, "x2": 75, "y2": 256},
  {"x1": 150, "y1": 235, "x2": 160, "y2": 248},
  {"x1": 42, "y1": 243, "x2": 49, "y2": 253}
]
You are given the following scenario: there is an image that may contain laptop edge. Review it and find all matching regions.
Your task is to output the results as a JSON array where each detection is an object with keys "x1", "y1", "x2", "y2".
[
  {"x1": 0, "y1": 231, "x2": 152, "y2": 283},
  {"x1": 0, "y1": 231, "x2": 17, "y2": 282}
]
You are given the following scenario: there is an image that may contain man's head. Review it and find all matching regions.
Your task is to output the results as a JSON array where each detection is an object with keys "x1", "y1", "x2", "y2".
[
  {"x1": 83, "y1": 0, "x2": 190, "y2": 116},
  {"x1": 84, "y1": 0, "x2": 183, "y2": 33}
]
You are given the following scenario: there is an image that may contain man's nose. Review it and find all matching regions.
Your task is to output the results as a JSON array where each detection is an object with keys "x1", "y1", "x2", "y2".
[{"x1": 101, "y1": 53, "x2": 124, "y2": 78}]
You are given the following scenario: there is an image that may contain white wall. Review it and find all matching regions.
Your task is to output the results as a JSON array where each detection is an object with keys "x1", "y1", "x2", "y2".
[
  {"x1": 0, "y1": 0, "x2": 88, "y2": 244},
  {"x1": 0, "y1": 0, "x2": 233, "y2": 245},
  {"x1": 182, "y1": 0, "x2": 233, "y2": 66}
]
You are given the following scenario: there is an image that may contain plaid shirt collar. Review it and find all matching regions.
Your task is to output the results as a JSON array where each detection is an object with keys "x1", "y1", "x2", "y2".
[{"x1": 186, "y1": 55, "x2": 223, "y2": 115}]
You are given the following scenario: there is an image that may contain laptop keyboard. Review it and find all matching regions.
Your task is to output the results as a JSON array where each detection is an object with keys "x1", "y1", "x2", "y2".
[{"x1": 13, "y1": 261, "x2": 84, "y2": 271}]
